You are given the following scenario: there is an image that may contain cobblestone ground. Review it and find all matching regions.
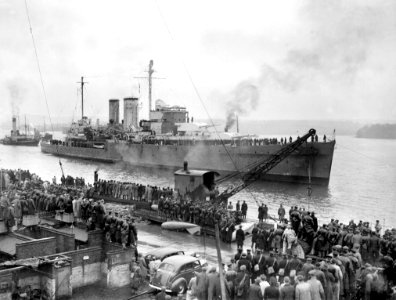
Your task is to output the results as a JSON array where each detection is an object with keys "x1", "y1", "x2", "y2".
[{"x1": 72, "y1": 282, "x2": 185, "y2": 300}]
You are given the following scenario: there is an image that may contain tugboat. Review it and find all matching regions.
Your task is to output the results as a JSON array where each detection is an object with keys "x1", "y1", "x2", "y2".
[{"x1": 1, "y1": 116, "x2": 41, "y2": 146}]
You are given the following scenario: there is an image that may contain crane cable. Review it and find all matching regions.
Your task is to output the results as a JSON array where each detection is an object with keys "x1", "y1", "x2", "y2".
[
  {"x1": 154, "y1": 0, "x2": 261, "y2": 206},
  {"x1": 24, "y1": 0, "x2": 65, "y2": 177}
]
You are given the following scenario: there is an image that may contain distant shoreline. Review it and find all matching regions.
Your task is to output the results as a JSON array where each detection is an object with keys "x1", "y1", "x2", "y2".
[{"x1": 356, "y1": 123, "x2": 396, "y2": 140}]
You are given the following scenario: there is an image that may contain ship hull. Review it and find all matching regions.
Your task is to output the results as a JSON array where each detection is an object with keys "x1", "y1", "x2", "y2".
[
  {"x1": 1, "y1": 139, "x2": 39, "y2": 146},
  {"x1": 41, "y1": 140, "x2": 335, "y2": 185}
]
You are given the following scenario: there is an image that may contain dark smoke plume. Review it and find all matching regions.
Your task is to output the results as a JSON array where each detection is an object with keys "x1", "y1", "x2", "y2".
[
  {"x1": 7, "y1": 81, "x2": 26, "y2": 116},
  {"x1": 224, "y1": 81, "x2": 259, "y2": 132}
]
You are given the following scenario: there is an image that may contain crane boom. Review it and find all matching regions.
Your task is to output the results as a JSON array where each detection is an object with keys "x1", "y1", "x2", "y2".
[{"x1": 218, "y1": 128, "x2": 316, "y2": 201}]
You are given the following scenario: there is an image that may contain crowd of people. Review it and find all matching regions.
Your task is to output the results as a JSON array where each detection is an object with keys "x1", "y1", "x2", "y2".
[
  {"x1": 60, "y1": 175, "x2": 85, "y2": 187},
  {"x1": 94, "y1": 179, "x2": 173, "y2": 202},
  {"x1": 200, "y1": 204, "x2": 396, "y2": 300},
  {"x1": 2, "y1": 168, "x2": 396, "y2": 298},
  {"x1": 187, "y1": 250, "x2": 395, "y2": 300},
  {"x1": 0, "y1": 169, "x2": 138, "y2": 249}
]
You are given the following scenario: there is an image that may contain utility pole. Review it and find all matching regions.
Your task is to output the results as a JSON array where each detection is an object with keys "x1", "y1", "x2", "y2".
[
  {"x1": 214, "y1": 223, "x2": 227, "y2": 300},
  {"x1": 77, "y1": 76, "x2": 87, "y2": 119}
]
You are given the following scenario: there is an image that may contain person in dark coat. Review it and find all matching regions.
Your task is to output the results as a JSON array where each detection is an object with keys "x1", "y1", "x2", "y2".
[
  {"x1": 235, "y1": 265, "x2": 250, "y2": 300},
  {"x1": 248, "y1": 277, "x2": 263, "y2": 300},
  {"x1": 207, "y1": 267, "x2": 221, "y2": 300},
  {"x1": 279, "y1": 276, "x2": 295, "y2": 300},
  {"x1": 236, "y1": 200, "x2": 241, "y2": 212},
  {"x1": 264, "y1": 276, "x2": 280, "y2": 300},
  {"x1": 234, "y1": 248, "x2": 243, "y2": 261},
  {"x1": 251, "y1": 224, "x2": 259, "y2": 250},
  {"x1": 195, "y1": 267, "x2": 209, "y2": 300},
  {"x1": 236, "y1": 225, "x2": 245, "y2": 249},
  {"x1": 238, "y1": 253, "x2": 252, "y2": 274},
  {"x1": 263, "y1": 204, "x2": 268, "y2": 221},
  {"x1": 241, "y1": 201, "x2": 248, "y2": 219},
  {"x1": 258, "y1": 204, "x2": 264, "y2": 222},
  {"x1": 252, "y1": 249, "x2": 266, "y2": 279}
]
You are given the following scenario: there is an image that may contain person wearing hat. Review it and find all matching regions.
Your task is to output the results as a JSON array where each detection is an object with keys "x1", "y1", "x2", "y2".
[
  {"x1": 246, "y1": 249, "x2": 253, "y2": 262},
  {"x1": 236, "y1": 225, "x2": 245, "y2": 250},
  {"x1": 237, "y1": 253, "x2": 252, "y2": 274},
  {"x1": 252, "y1": 249, "x2": 265, "y2": 282},
  {"x1": 301, "y1": 257, "x2": 315, "y2": 279},
  {"x1": 235, "y1": 265, "x2": 250, "y2": 300},
  {"x1": 277, "y1": 253, "x2": 288, "y2": 283},
  {"x1": 278, "y1": 203, "x2": 286, "y2": 222},
  {"x1": 308, "y1": 270, "x2": 325, "y2": 300},
  {"x1": 265, "y1": 251, "x2": 278, "y2": 277},
  {"x1": 195, "y1": 267, "x2": 209, "y2": 300},
  {"x1": 352, "y1": 229, "x2": 362, "y2": 246},
  {"x1": 369, "y1": 231, "x2": 380, "y2": 264},
  {"x1": 207, "y1": 266, "x2": 221, "y2": 300},
  {"x1": 234, "y1": 247, "x2": 243, "y2": 261},
  {"x1": 287, "y1": 254, "x2": 302, "y2": 278}
]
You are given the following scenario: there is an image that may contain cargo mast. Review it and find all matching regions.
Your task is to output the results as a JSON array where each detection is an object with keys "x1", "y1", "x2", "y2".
[
  {"x1": 78, "y1": 76, "x2": 87, "y2": 119},
  {"x1": 148, "y1": 60, "x2": 154, "y2": 114}
]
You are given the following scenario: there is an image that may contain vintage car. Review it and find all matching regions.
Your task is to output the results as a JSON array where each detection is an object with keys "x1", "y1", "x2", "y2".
[
  {"x1": 149, "y1": 255, "x2": 203, "y2": 294},
  {"x1": 144, "y1": 247, "x2": 185, "y2": 267}
]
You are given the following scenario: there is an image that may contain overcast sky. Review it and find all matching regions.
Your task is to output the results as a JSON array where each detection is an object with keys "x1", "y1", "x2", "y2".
[{"x1": 0, "y1": 0, "x2": 395, "y2": 126}]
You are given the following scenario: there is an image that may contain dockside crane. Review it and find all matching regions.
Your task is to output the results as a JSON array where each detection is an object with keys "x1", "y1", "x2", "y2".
[{"x1": 217, "y1": 128, "x2": 317, "y2": 202}]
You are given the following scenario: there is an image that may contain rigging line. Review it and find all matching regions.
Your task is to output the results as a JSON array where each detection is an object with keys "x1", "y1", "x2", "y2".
[
  {"x1": 336, "y1": 143, "x2": 395, "y2": 169},
  {"x1": 154, "y1": 0, "x2": 261, "y2": 206},
  {"x1": 23, "y1": 0, "x2": 53, "y2": 134},
  {"x1": 24, "y1": 0, "x2": 64, "y2": 176}
]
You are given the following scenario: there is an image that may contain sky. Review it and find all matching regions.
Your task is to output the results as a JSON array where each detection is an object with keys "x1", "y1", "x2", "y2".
[{"x1": 0, "y1": 0, "x2": 395, "y2": 127}]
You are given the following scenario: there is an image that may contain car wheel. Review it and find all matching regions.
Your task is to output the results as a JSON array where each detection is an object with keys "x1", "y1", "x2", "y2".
[{"x1": 175, "y1": 281, "x2": 187, "y2": 294}]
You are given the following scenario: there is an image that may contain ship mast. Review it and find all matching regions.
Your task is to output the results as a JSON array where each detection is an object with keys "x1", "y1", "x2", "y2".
[
  {"x1": 148, "y1": 60, "x2": 154, "y2": 114},
  {"x1": 78, "y1": 76, "x2": 87, "y2": 119}
]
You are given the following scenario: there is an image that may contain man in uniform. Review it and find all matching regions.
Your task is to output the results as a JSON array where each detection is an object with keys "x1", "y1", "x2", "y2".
[
  {"x1": 278, "y1": 204, "x2": 285, "y2": 221},
  {"x1": 241, "y1": 201, "x2": 248, "y2": 219},
  {"x1": 236, "y1": 225, "x2": 245, "y2": 249}
]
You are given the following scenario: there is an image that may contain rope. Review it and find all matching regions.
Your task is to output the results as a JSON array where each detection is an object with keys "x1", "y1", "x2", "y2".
[
  {"x1": 337, "y1": 142, "x2": 395, "y2": 169},
  {"x1": 154, "y1": 0, "x2": 261, "y2": 206},
  {"x1": 24, "y1": 0, "x2": 65, "y2": 177}
]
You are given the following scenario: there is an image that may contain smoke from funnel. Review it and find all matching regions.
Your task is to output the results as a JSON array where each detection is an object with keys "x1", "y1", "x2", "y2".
[
  {"x1": 224, "y1": 81, "x2": 259, "y2": 132},
  {"x1": 7, "y1": 81, "x2": 26, "y2": 116}
]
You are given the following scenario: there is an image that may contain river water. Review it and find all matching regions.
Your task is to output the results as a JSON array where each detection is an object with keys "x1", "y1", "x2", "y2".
[{"x1": 1, "y1": 133, "x2": 395, "y2": 263}]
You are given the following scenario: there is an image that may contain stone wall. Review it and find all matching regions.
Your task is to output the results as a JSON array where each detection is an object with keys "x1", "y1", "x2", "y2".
[
  {"x1": 39, "y1": 226, "x2": 75, "y2": 253},
  {"x1": 59, "y1": 247, "x2": 102, "y2": 289},
  {"x1": 15, "y1": 237, "x2": 56, "y2": 259},
  {"x1": 106, "y1": 248, "x2": 135, "y2": 288},
  {"x1": 87, "y1": 229, "x2": 103, "y2": 248}
]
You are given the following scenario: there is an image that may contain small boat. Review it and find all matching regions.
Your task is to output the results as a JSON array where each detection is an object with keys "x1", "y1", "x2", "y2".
[
  {"x1": 231, "y1": 221, "x2": 255, "y2": 242},
  {"x1": 92, "y1": 143, "x2": 105, "y2": 149},
  {"x1": 161, "y1": 221, "x2": 201, "y2": 235}
]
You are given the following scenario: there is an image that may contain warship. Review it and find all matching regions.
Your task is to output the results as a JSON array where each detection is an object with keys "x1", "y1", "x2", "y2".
[{"x1": 41, "y1": 61, "x2": 335, "y2": 185}]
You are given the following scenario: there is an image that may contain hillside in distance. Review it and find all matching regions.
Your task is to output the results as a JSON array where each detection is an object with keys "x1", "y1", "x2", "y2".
[{"x1": 356, "y1": 124, "x2": 396, "y2": 139}]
